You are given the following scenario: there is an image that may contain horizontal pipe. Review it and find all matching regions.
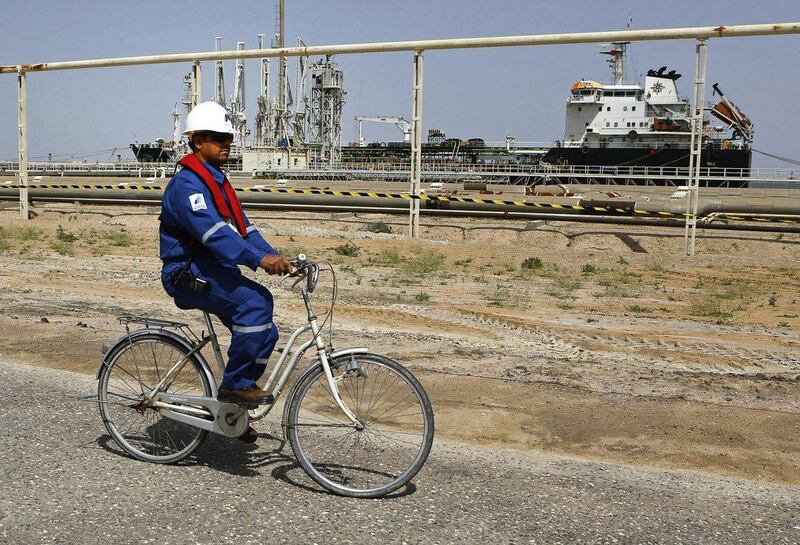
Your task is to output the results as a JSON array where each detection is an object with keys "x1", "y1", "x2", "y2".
[
  {"x1": 637, "y1": 199, "x2": 800, "y2": 216},
  {"x1": 5, "y1": 186, "x2": 800, "y2": 217},
  {"x1": 2, "y1": 22, "x2": 800, "y2": 74},
  {"x1": 5, "y1": 187, "x2": 800, "y2": 217},
  {"x1": 1, "y1": 187, "x2": 799, "y2": 233}
]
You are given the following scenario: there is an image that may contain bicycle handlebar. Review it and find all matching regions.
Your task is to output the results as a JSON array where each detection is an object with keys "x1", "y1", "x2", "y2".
[{"x1": 288, "y1": 253, "x2": 320, "y2": 293}]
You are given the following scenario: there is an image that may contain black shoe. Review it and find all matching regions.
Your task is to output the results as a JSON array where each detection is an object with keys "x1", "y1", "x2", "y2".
[{"x1": 238, "y1": 426, "x2": 259, "y2": 443}]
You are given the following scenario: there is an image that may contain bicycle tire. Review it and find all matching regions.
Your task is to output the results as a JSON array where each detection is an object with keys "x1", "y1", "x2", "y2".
[
  {"x1": 287, "y1": 353, "x2": 434, "y2": 498},
  {"x1": 98, "y1": 333, "x2": 211, "y2": 464}
]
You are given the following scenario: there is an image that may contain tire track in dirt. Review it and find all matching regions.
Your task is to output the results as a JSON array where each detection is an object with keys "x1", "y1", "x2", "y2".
[
  {"x1": 341, "y1": 304, "x2": 800, "y2": 406},
  {"x1": 421, "y1": 305, "x2": 800, "y2": 372}
]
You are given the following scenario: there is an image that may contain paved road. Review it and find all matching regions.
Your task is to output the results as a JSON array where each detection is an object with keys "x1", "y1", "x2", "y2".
[{"x1": 0, "y1": 360, "x2": 798, "y2": 545}]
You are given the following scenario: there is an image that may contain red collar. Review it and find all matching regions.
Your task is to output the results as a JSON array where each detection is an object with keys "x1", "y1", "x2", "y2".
[{"x1": 177, "y1": 154, "x2": 247, "y2": 237}]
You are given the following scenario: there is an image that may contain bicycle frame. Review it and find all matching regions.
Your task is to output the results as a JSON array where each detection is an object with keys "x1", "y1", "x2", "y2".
[{"x1": 141, "y1": 269, "x2": 366, "y2": 436}]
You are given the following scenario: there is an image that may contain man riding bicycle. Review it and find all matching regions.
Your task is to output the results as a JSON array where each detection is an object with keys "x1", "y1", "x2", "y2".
[{"x1": 158, "y1": 101, "x2": 291, "y2": 427}]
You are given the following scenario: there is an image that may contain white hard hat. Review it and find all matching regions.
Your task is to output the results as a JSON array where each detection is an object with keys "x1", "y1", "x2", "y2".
[{"x1": 183, "y1": 101, "x2": 235, "y2": 136}]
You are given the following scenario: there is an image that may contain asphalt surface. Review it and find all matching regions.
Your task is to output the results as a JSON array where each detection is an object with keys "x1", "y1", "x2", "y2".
[{"x1": 0, "y1": 359, "x2": 798, "y2": 545}]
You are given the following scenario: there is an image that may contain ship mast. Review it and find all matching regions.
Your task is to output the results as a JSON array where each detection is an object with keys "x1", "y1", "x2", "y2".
[
  {"x1": 601, "y1": 16, "x2": 632, "y2": 85},
  {"x1": 601, "y1": 42, "x2": 629, "y2": 85}
]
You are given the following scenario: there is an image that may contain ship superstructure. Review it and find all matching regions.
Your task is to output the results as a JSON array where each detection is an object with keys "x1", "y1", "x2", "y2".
[{"x1": 543, "y1": 42, "x2": 753, "y2": 170}]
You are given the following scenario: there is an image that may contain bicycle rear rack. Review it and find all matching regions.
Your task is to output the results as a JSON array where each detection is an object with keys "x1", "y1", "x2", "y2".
[{"x1": 117, "y1": 315, "x2": 202, "y2": 343}]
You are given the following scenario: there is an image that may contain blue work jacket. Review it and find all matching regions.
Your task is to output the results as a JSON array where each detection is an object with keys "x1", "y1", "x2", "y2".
[{"x1": 159, "y1": 162, "x2": 277, "y2": 272}]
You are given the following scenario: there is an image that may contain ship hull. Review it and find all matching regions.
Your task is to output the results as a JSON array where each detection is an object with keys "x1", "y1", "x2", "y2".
[{"x1": 542, "y1": 147, "x2": 751, "y2": 173}]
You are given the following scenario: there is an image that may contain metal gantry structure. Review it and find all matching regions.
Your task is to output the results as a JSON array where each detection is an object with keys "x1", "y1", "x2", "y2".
[
  {"x1": 5, "y1": 22, "x2": 800, "y2": 250},
  {"x1": 213, "y1": 37, "x2": 226, "y2": 108},
  {"x1": 253, "y1": 34, "x2": 273, "y2": 148},
  {"x1": 290, "y1": 38, "x2": 309, "y2": 146},
  {"x1": 229, "y1": 41, "x2": 248, "y2": 147},
  {"x1": 355, "y1": 116, "x2": 412, "y2": 146},
  {"x1": 306, "y1": 57, "x2": 346, "y2": 165},
  {"x1": 274, "y1": 0, "x2": 289, "y2": 144}
]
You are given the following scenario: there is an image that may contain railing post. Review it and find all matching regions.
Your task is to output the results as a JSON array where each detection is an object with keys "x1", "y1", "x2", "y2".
[
  {"x1": 17, "y1": 68, "x2": 29, "y2": 220},
  {"x1": 684, "y1": 39, "x2": 707, "y2": 257},
  {"x1": 409, "y1": 50, "x2": 424, "y2": 239}
]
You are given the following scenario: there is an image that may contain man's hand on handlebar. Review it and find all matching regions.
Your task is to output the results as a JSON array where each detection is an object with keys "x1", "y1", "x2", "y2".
[{"x1": 259, "y1": 254, "x2": 292, "y2": 276}]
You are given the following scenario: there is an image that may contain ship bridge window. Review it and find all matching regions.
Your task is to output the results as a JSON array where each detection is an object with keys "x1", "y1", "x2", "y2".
[
  {"x1": 606, "y1": 107, "x2": 611, "y2": 111},
  {"x1": 598, "y1": 106, "x2": 603, "y2": 112},
  {"x1": 606, "y1": 122, "x2": 610, "y2": 127},
  {"x1": 577, "y1": 106, "x2": 582, "y2": 111},
  {"x1": 632, "y1": 106, "x2": 636, "y2": 111},
  {"x1": 614, "y1": 122, "x2": 618, "y2": 127},
  {"x1": 623, "y1": 106, "x2": 628, "y2": 111}
]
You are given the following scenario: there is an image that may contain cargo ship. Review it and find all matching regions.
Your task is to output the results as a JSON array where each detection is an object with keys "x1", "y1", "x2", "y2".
[{"x1": 542, "y1": 42, "x2": 753, "y2": 171}]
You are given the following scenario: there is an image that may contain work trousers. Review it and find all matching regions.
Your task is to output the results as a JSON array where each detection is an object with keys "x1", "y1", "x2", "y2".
[{"x1": 162, "y1": 260, "x2": 278, "y2": 390}]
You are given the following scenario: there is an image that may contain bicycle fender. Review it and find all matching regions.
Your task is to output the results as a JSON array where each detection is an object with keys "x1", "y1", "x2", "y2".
[
  {"x1": 329, "y1": 347, "x2": 369, "y2": 360},
  {"x1": 280, "y1": 347, "x2": 370, "y2": 440},
  {"x1": 96, "y1": 328, "x2": 216, "y2": 391}
]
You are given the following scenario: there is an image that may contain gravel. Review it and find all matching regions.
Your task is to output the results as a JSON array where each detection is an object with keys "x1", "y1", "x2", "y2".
[{"x1": 0, "y1": 359, "x2": 798, "y2": 545}]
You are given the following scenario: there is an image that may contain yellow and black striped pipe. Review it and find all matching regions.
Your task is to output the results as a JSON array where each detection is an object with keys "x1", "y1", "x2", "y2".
[{"x1": 2, "y1": 183, "x2": 799, "y2": 225}]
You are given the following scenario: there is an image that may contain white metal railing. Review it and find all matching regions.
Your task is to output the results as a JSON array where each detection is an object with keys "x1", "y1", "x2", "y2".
[{"x1": 0, "y1": 159, "x2": 797, "y2": 181}]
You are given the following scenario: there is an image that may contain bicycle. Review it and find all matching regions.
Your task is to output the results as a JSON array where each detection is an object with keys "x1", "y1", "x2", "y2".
[{"x1": 95, "y1": 254, "x2": 434, "y2": 498}]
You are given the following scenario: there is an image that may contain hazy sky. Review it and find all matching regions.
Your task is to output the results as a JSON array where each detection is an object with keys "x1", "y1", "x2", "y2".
[{"x1": 1, "y1": 1, "x2": 799, "y2": 167}]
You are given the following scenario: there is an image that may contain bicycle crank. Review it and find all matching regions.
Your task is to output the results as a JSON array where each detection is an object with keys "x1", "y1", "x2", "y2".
[{"x1": 216, "y1": 403, "x2": 250, "y2": 437}]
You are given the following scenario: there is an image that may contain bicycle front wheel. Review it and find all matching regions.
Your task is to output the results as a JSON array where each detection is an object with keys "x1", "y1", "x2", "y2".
[
  {"x1": 287, "y1": 353, "x2": 434, "y2": 498},
  {"x1": 98, "y1": 333, "x2": 211, "y2": 464}
]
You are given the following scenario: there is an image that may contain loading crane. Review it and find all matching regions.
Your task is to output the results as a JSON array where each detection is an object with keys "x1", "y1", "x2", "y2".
[
  {"x1": 355, "y1": 116, "x2": 411, "y2": 146},
  {"x1": 229, "y1": 41, "x2": 248, "y2": 147}
]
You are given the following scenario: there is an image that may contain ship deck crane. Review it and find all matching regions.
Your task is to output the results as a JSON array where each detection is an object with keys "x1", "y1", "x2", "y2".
[
  {"x1": 710, "y1": 83, "x2": 753, "y2": 143},
  {"x1": 355, "y1": 116, "x2": 411, "y2": 146}
]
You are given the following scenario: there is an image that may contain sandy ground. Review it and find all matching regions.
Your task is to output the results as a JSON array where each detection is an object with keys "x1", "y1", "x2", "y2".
[{"x1": 0, "y1": 203, "x2": 798, "y2": 484}]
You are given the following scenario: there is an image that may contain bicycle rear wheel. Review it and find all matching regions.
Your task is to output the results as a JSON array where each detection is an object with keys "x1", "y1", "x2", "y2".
[
  {"x1": 287, "y1": 353, "x2": 434, "y2": 498},
  {"x1": 98, "y1": 333, "x2": 211, "y2": 464}
]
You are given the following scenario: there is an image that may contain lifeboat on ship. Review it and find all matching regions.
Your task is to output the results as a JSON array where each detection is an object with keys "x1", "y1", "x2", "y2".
[{"x1": 652, "y1": 117, "x2": 682, "y2": 131}]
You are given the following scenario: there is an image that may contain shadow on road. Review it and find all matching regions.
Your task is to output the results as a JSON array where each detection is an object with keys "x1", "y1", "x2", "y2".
[{"x1": 96, "y1": 432, "x2": 417, "y2": 499}]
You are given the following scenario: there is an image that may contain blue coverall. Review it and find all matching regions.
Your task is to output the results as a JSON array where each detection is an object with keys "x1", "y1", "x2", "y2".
[{"x1": 159, "y1": 162, "x2": 279, "y2": 390}]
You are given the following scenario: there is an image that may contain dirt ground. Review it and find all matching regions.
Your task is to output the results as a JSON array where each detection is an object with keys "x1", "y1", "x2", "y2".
[{"x1": 0, "y1": 203, "x2": 798, "y2": 484}]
